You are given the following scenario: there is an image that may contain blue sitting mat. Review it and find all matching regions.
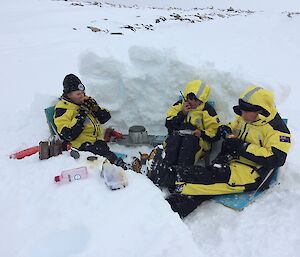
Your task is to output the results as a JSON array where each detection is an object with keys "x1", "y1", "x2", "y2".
[
  {"x1": 213, "y1": 118, "x2": 287, "y2": 211},
  {"x1": 114, "y1": 152, "x2": 127, "y2": 159},
  {"x1": 44, "y1": 106, "x2": 127, "y2": 159}
]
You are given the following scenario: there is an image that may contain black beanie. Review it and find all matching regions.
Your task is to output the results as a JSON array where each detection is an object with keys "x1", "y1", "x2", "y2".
[{"x1": 63, "y1": 74, "x2": 85, "y2": 94}]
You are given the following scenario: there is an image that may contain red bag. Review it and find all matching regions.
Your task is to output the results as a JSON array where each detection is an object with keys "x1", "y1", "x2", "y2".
[
  {"x1": 9, "y1": 143, "x2": 71, "y2": 160},
  {"x1": 9, "y1": 146, "x2": 39, "y2": 159},
  {"x1": 111, "y1": 130, "x2": 124, "y2": 139}
]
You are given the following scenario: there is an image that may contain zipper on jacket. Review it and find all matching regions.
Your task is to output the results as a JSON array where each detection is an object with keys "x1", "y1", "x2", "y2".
[
  {"x1": 201, "y1": 114, "x2": 205, "y2": 130},
  {"x1": 91, "y1": 112, "x2": 102, "y2": 138},
  {"x1": 258, "y1": 135, "x2": 263, "y2": 147},
  {"x1": 88, "y1": 114, "x2": 97, "y2": 135},
  {"x1": 236, "y1": 129, "x2": 241, "y2": 138}
]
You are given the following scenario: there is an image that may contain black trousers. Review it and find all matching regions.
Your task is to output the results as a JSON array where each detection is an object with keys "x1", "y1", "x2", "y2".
[
  {"x1": 166, "y1": 194, "x2": 213, "y2": 218},
  {"x1": 165, "y1": 134, "x2": 200, "y2": 166},
  {"x1": 78, "y1": 140, "x2": 118, "y2": 164},
  {"x1": 153, "y1": 163, "x2": 231, "y2": 188},
  {"x1": 153, "y1": 164, "x2": 231, "y2": 218}
]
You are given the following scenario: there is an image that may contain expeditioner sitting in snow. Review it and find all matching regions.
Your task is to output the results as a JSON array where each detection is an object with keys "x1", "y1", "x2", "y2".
[
  {"x1": 147, "y1": 86, "x2": 292, "y2": 218},
  {"x1": 164, "y1": 80, "x2": 221, "y2": 166},
  {"x1": 54, "y1": 74, "x2": 127, "y2": 168}
]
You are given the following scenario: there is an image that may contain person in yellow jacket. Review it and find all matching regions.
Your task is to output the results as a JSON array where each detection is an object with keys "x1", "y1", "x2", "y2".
[
  {"x1": 148, "y1": 86, "x2": 291, "y2": 218},
  {"x1": 164, "y1": 80, "x2": 221, "y2": 166},
  {"x1": 54, "y1": 74, "x2": 125, "y2": 166}
]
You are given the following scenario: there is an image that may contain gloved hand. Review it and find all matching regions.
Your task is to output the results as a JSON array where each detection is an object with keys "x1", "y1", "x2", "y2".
[
  {"x1": 222, "y1": 138, "x2": 249, "y2": 157},
  {"x1": 217, "y1": 125, "x2": 232, "y2": 139},
  {"x1": 82, "y1": 96, "x2": 100, "y2": 112},
  {"x1": 211, "y1": 154, "x2": 232, "y2": 167},
  {"x1": 192, "y1": 129, "x2": 201, "y2": 138}
]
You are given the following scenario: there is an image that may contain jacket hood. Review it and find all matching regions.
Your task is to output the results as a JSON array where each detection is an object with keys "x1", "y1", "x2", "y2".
[
  {"x1": 183, "y1": 80, "x2": 210, "y2": 103},
  {"x1": 233, "y1": 85, "x2": 277, "y2": 123}
]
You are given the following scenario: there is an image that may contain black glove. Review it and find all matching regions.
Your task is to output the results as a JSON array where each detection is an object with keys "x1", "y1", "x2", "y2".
[
  {"x1": 217, "y1": 125, "x2": 232, "y2": 139},
  {"x1": 221, "y1": 138, "x2": 249, "y2": 157},
  {"x1": 82, "y1": 96, "x2": 100, "y2": 112},
  {"x1": 211, "y1": 154, "x2": 232, "y2": 166}
]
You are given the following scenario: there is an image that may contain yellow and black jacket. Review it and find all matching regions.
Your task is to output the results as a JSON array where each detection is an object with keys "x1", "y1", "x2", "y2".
[
  {"x1": 54, "y1": 97, "x2": 110, "y2": 149},
  {"x1": 165, "y1": 80, "x2": 221, "y2": 157},
  {"x1": 226, "y1": 86, "x2": 291, "y2": 189},
  {"x1": 177, "y1": 86, "x2": 291, "y2": 195}
]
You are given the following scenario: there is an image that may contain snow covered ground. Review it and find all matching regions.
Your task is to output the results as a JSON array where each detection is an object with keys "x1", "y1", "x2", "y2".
[{"x1": 1, "y1": 0, "x2": 300, "y2": 256}]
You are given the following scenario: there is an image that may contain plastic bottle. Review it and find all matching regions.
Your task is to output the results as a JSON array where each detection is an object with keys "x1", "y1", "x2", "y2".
[{"x1": 54, "y1": 166, "x2": 88, "y2": 184}]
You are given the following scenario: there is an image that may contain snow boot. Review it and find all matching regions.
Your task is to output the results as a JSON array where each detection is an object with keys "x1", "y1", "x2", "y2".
[
  {"x1": 146, "y1": 145, "x2": 175, "y2": 187},
  {"x1": 139, "y1": 152, "x2": 149, "y2": 165},
  {"x1": 130, "y1": 152, "x2": 151, "y2": 173},
  {"x1": 131, "y1": 157, "x2": 142, "y2": 173},
  {"x1": 114, "y1": 157, "x2": 130, "y2": 170},
  {"x1": 114, "y1": 156, "x2": 144, "y2": 173}
]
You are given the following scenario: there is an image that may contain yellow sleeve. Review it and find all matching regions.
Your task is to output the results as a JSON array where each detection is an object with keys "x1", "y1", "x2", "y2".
[
  {"x1": 166, "y1": 102, "x2": 183, "y2": 120},
  {"x1": 201, "y1": 111, "x2": 220, "y2": 138},
  {"x1": 242, "y1": 128, "x2": 291, "y2": 167},
  {"x1": 228, "y1": 115, "x2": 240, "y2": 132},
  {"x1": 54, "y1": 108, "x2": 78, "y2": 134}
]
